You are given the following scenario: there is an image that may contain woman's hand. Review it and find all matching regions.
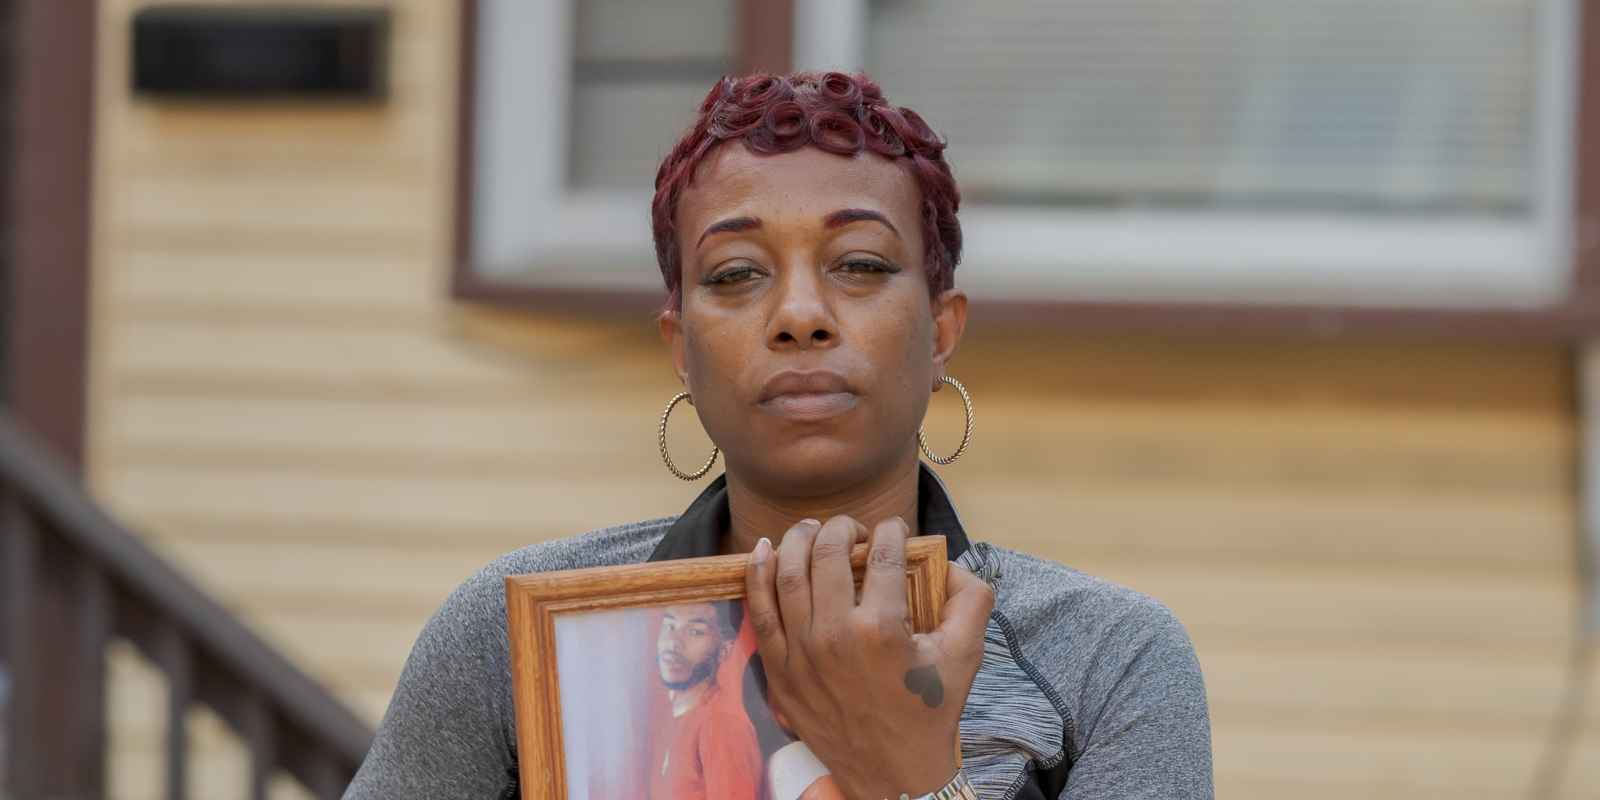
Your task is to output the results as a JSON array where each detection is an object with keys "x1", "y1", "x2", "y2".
[{"x1": 745, "y1": 516, "x2": 995, "y2": 800}]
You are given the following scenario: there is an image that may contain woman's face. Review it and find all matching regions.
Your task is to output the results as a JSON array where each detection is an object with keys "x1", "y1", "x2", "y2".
[{"x1": 660, "y1": 145, "x2": 966, "y2": 497}]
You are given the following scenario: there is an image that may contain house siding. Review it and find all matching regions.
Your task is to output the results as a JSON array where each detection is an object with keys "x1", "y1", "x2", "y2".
[{"x1": 85, "y1": 1, "x2": 1598, "y2": 797}]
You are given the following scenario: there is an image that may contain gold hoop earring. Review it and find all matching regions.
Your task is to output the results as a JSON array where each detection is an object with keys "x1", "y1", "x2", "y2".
[
  {"x1": 918, "y1": 376, "x2": 973, "y2": 466},
  {"x1": 658, "y1": 391, "x2": 720, "y2": 480}
]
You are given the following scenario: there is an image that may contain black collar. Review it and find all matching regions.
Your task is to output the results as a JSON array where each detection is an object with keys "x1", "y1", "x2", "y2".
[{"x1": 647, "y1": 464, "x2": 972, "y2": 562}]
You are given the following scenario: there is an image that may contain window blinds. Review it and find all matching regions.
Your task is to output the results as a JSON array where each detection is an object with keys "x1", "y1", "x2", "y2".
[
  {"x1": 569, "y1": 0, "x2": 733, "y2": 190},
  {"x1": 865, "y1": 0, "x2": 1539, "y2": 213}
]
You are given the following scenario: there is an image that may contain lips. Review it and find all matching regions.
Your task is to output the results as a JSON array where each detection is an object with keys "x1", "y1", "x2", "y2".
[{"x1": 757, "y1": 370, "x2": 858, "y2": 420}]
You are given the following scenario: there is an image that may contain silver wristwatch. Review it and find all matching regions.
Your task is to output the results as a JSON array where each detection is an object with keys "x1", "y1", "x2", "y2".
[{"x1": 898, "y1": 769, "x2": 978, "y2": 800}]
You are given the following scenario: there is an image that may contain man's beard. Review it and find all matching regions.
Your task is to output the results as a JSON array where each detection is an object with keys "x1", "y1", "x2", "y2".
[{"x1": 660, "y1": 655, "x2": 717, "y2": 691}]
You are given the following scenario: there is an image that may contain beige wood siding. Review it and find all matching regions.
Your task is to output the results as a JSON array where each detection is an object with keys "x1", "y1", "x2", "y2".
[{"x1": 85, "y1": 1, "x2": 1599, "y2": 797}]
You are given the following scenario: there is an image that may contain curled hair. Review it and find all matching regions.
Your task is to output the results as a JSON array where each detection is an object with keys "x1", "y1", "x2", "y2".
[{"x1": 651, "y1": 72, "x2": 962, "y2": 307}]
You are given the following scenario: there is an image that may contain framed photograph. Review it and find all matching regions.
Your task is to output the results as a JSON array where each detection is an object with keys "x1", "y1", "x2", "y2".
[{"x1": 504, "y1": 536, "x2": 949, "y2": 800}]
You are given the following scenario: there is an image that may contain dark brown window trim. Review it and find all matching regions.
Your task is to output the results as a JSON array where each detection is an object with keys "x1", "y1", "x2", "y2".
[
  {"x1": 1573, "y1": 0, "x2": 1600, "y2": 303},
  {"x1": 5, "y1": 0, "x2": 98, "y2": 471},
  {"x1": 735, "y1": 0, "x2": 794, "y2": 76},
  {"x1": 452, "y1": 0, "x2": 1600, "y2": 343}
]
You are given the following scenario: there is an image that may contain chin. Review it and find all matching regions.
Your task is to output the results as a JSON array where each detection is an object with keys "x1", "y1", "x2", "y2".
[{"x1": 745, "y1": 438, "x2": 898, "y2": 493}]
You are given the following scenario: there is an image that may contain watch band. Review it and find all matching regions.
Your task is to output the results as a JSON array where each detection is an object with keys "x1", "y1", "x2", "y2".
[{"x1": 898, "y1": 768, "x2": 978, "y2": 800}]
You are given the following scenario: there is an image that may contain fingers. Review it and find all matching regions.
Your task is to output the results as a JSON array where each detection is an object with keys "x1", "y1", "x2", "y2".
[
  {"x1": 744, "y1": 536, "x2": 787, "y2": 668},
  {"x1": 809, "y1": 516, "x2": 864, "y2": 625},
  {"x1": 858, "y1": 517, "x2": 910, "y2": 624},
  {"x1": 774, "y1": 518, "x2": 820, "y2": 641},
  {"x1": 924, "y1": 564, "x2": 995, "y2": 663}
]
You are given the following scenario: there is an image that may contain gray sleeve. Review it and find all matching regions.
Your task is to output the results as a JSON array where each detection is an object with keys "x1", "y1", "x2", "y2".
[
  {"x1": 344, "y1": 570, "x2": 518, "y2": 800},
  {"x1": 1061, "y1": 600, "x2": 1213, "y2": 800}
]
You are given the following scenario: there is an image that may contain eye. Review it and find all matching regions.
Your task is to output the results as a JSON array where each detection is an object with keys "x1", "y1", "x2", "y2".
[
  {"x1": 703, "y1": 263, "x2": 764, "y2": 285},
  {"x1": 835, "y1": 257, "x2": 901, "y2": 277}
]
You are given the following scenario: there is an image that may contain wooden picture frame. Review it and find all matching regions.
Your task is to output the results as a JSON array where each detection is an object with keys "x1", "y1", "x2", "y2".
[{"x1": 504, "y1": 536, "x2": 949, "y2": 800}]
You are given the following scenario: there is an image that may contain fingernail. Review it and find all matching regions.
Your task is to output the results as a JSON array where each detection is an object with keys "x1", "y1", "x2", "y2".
[
  {"x1": 752, "y1": 537, "x2": 772, "y2": 563},
  {"x1": 797, "y1": 518, "x2": 820, "y2": 530}
]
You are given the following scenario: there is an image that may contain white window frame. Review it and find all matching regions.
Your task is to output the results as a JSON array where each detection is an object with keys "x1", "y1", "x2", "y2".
[
  {"x1": 471, "y1": 0, "x2": 658, "y2": 290},
  {"x1": 471, "y1": 0, "x2": 1581, "y2": 308}
]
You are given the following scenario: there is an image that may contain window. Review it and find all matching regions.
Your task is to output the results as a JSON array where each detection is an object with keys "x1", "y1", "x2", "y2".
[
  {"x1": 801, "y1": 0, "x2": 1578, "y2": 307},
  {"x1": 860, "y1": 1, "x2": 1537, "y2": 214},
  {"x1": 466, "y1": 0, "x2": 1581, "y2": 311},
  {"x1": 569, "y1": 0, "x2": 734, "y2": 190},
  {"x1": 468, "y1": 0, "x2": 731, "y2": 289}
]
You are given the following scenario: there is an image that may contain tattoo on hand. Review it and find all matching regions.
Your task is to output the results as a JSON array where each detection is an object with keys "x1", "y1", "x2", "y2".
[{"x1": 904, "y1": 665, "x2": 945, "y2": 708}]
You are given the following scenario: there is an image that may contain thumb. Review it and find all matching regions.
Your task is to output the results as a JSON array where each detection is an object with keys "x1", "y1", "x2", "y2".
[{"x1": 921, "y1": 563, "x2": 994, "y2": 664}]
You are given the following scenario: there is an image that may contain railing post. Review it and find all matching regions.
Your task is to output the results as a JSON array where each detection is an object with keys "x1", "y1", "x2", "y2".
[
  {"x1": 1, "y1": 495, "x2": 110, "y2": 800},
  {"x1": 241, "y1": 689, "x2": 276, "y2": 800},
  {"x1": 0, "y1": 493, "x2": 40, "y2": 798},
  {"x1": 73, "y1": 559, "x2": 112, "y2": 798},
  {"x1": 158, "y1": 624, "x2": 192, "y2": 800},
  {"x1": 308, "y1": 753, "x2": 347, "y2": 800}
]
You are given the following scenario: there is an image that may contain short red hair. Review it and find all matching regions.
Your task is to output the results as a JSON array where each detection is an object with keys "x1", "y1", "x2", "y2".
[{"x1": 651, "y1": 72, "x2": 962, "y2": 308}]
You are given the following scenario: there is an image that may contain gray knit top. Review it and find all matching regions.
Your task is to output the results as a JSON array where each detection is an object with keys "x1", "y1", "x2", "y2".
[{"x1": 345, "y1": 466, "x2": 1213, "y2": 799}]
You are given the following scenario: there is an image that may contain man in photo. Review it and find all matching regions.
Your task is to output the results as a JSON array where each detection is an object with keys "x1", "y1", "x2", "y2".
[{"x1": 649, "y1": 601, "x2": 763, "y2": 800}]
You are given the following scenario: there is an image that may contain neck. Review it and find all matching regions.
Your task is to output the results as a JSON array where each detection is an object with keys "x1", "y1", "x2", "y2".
[
  {"x1": 722, "y1": 452, "x2": 921, "y2": 555},
  {"x1": 668, "y1": 680, "x2": 712, "y2": 717}
]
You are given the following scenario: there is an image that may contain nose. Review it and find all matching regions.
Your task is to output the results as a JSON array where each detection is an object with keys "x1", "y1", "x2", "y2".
[{"x1": 767, "y1": 265, "x2": 839, "y2": 350}]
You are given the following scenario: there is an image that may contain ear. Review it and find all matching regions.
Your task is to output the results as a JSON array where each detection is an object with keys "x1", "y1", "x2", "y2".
[
  {"x1": 658, "y1": 307, "x2": 690, "y2": 386},
  {"x1": 929, "y1": 288, "x2": 968, "y2": 390}
]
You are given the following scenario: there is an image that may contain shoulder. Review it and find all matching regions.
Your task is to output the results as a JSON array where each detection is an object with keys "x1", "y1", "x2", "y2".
[
  {"x1": 410, "y1": 515, "x2": 677, "y2": 697},
  {"x1": 348, "y1": 517, "x2": 679, "y2": 797},
  {"x1": 487, "y1": 515, "x2": 677, "y2": 577},
  {"x1": 700, "y1": 698, "x2": 758, "y2": 734},
  {"x1": 976, "y1": 544, "x2": 1207, "y2": 740},
  {"x1": 694, "y1": 696, "x2": 762, "y2": 762},
  {"x1": 439, "y1": 516, "x2": 676, "y2": 624},
  {"x1": 982, "y1": 544, "x2": 1191, "y2": 649},
  {"x1": 400, "y1": 514, "x2": 677, "y2": 690}
]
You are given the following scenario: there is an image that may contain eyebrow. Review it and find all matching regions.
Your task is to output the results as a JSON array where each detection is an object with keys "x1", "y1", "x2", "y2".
[
  {"x1": 824, "y1": 208, "x2": 899, "y2": 238},
  {"x1": 697, "y1": 216, "x2": 762, "y2": 247},
  {"x1": 662, "y1": 611, "x2": 714, "y2": 625},
  {"x1": 695, "y1": 208, "x2": 900, "y2": 248}
]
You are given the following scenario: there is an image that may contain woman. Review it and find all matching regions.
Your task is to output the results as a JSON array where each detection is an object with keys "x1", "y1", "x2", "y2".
[{"x1": 346, "y1": 72, "x2": 1212, "y2": 800}]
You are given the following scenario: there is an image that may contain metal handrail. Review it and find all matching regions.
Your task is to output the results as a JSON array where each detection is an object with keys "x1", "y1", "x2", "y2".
[{"x1": 0, "y1": 414, "x2": 372, "y2": 798}]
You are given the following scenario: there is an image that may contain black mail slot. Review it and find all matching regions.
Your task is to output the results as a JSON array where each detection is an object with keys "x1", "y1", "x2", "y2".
[{"x1": 132, "y1": 5, "x2": 390, "y2": 100}]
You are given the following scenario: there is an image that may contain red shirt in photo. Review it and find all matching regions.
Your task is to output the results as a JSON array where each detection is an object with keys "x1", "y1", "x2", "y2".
[{"x1": 646, "y1": 682, "x2": 764, "y2": 800}]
